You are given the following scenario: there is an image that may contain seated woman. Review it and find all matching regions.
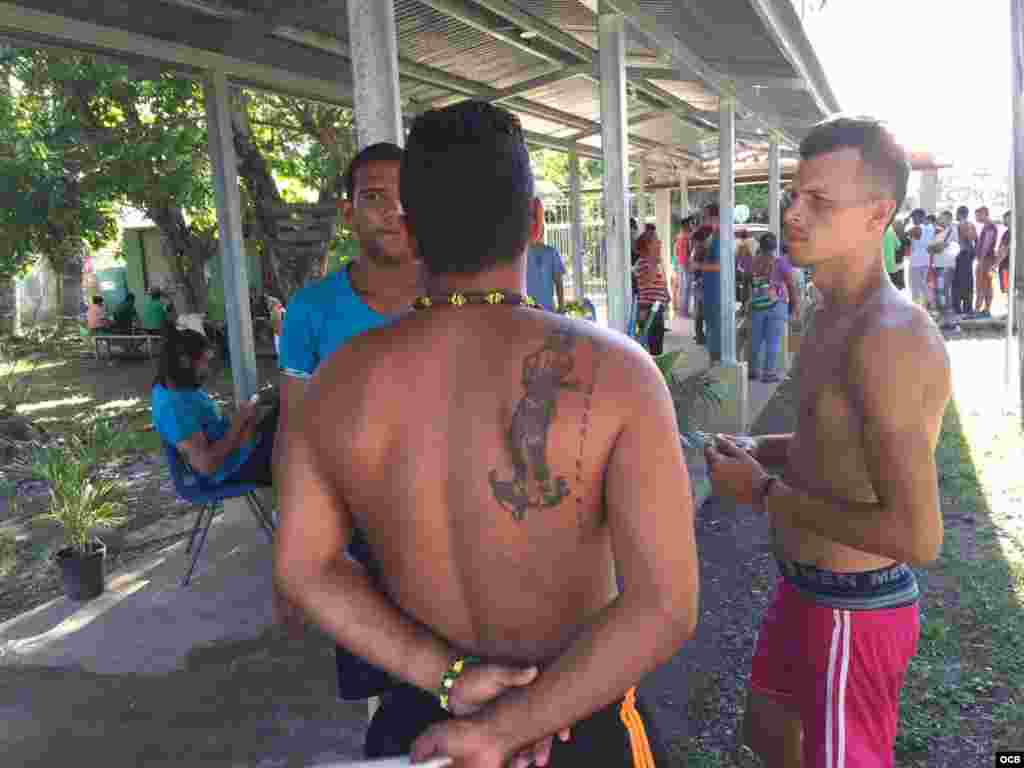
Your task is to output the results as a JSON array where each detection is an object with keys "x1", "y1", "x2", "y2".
[
  {"x1": 152, "y1": 325, "x2": 276, "y2": 486},
  {"x1": 86, "y1": 296, "x2": 112, "y2": 332}
]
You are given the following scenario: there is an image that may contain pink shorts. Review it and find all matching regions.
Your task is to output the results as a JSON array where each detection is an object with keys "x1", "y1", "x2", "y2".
[{"x1": 750, "y1": 578, "x2": 919, "y2": 768}]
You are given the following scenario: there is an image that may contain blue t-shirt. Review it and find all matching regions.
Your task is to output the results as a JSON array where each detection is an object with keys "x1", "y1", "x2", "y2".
[
  {"x1": 279, "y1": 266, "x2": 398, "y2": 379},
  {"x1": 525, "y1": 244, "x2": 566, "y2": 312},
  {"x1": 152, "y1": 384, "x2": 254, "y2": 484}
]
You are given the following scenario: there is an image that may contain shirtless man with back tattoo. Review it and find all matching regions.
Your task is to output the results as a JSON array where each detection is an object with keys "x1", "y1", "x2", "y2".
[
  {"x1": 276, "y1": 101, "x2": 698, "y2": 768},
  {"x1": 706, "y1": 117, "x2": 951, "y2": 768}
]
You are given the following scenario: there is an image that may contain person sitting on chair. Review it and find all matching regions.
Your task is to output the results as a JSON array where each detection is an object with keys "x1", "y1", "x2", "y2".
[
  {"x1": 151, "y1": 325, "x2": 277, "y2": 486},
  {"x1": 111, "y1": 293, "x2": 139, "y2": 332},
  {"x1": 141, "y1": 289, "x2": 170, "y2": 334},
  {"x1": 86, "y1": 296, "x2": 112, "y2": 332}
]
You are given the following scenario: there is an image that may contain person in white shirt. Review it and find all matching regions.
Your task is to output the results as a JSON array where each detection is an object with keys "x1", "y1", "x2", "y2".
[
  {"x1": 906, "y1": 208, "x2": 935, "y2": 306},
  {"x1": 932, "y1": 210, "x2": 960, "y2": 326}
]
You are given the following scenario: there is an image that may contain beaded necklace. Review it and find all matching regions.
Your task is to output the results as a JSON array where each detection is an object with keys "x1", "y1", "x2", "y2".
[{"x1": 412, "y1": 290, "x2": 544, "y2": 311}]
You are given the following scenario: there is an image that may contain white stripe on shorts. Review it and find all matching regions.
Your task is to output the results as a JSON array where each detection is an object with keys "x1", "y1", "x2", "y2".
[{"x1": 825, "y1": 609, "x2": 852, "y2": 768}]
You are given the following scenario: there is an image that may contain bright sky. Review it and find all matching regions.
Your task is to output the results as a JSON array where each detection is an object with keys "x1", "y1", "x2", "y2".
[{"x1": 803, "y1": 0, "x2": 1013, "y2": 172}]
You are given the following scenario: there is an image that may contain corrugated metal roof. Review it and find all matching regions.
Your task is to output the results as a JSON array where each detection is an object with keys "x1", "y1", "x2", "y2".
[
  {"x1": 8, "y1": 0, "x2": 838, "y2": 178},
  {"x1": 521, "y1": 75, "x2": 601, "y2": 123},
  {"x1": 394, "y1": 1, "x2": 552, "y2": 89}
]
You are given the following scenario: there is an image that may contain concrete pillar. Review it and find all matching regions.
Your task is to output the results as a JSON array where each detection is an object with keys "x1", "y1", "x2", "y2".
[
  {"x1": 769, "y1": 136, "x2": 781, "y2": 243},
  {"x1": 347, "y1": 0, "x2": 403, "y2": 148},
  {"x1": 718, "y1": 96, "x2": 737, "y2": 365},
  {"x1": 568, "y1": 147, "x2": 585, "y2": 302},
  {"x1": 204, "y1": 72, "x2": 258, "y2": 402},
  {"x1": 1011, "y1": 0, "x2": 1023, "y2": 424},
  {"x1": 638, "y1": 158, "x2": 648, "y2": 226},
  {"x1": 598, "y1": 11, "x2": 631, "y2": 334},
  {"x1": 678, "y1": 170, "x2": 689, "y2": 219},
  {"x1": 655, "y1": 187, "x2": 672, "y2": 297},
  {"x1": 919, "y1": 169, "x2": 939, "y2": 214},
  {"x1": 713, "y1": 92, "x2": 748, "y2": 433},
  {"x1": 768, "y1": 133, "x2": 788, "y2": 372}
]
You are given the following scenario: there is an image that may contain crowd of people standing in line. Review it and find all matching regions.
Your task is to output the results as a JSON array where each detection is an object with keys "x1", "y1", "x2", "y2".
[{"x1": 887, "y1": 204, "x2": 1012, "y2": 328}]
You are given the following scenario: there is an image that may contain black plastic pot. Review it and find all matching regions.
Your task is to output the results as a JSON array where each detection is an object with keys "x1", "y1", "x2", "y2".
[{"x1": 55, "y1": 539, "x2": 106, "y2": 601}]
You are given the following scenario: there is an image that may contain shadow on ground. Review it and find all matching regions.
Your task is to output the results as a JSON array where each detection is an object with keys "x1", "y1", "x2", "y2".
[{"x1": 1, "y1": 626, "x2": 366, "y2": 767}]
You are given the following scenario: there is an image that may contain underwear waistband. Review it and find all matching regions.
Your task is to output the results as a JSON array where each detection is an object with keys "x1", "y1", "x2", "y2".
[{"x1": 776, "y1": 559, "x2": 919, "y2": 611}]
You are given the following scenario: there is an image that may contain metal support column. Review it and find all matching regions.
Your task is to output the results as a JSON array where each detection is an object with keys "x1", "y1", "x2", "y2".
[
  {"x1": 568, "y1": 147, "x2": 585, "y2": 302},
  {"x1": 598, "y1": 11, "x2": 631, "y2": 334},
  {"x1": 204, "y1": 72, "x2": 257, "y2": 402},
  {"x1": 655, "y1": 187, "x2": 672, "y2": 284},
  {"x1": 678, "y1": 169, "x2": 690, "y2": 219},
  {"x1": 718, "y1": 95, "x2": 737, "y2": 364},
  {"x1": 1012, "y1": 0, "x2": 1023, "y2": 423},
  {"x1": 347, "y1": 0, "x2": 403, "y2": 148},
  {"x1": 638, "y1": 158, "x2": 648, "y2": 226},
  {"x1": 769, "y1": 135, "x2": 782, "y2": 243}
]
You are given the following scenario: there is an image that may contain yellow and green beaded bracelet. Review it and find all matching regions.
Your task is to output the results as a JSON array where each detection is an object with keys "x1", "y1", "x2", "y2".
[{"x1": 438, "y1": 655, "x2": 480, "y2": 713}]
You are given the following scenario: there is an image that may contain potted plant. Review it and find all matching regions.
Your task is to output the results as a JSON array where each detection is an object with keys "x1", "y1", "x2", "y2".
[{"x1": 32, "y1": 436, "x2": 126, "y2": 601}]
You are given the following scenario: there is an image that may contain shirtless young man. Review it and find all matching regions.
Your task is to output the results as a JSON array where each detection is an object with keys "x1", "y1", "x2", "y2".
[
  {"x1": 275, "y1": 101, "x2": 699, "y2": 767},
  {"x1": 705, "y1": 117, "x2": 951, "y2": 768}
]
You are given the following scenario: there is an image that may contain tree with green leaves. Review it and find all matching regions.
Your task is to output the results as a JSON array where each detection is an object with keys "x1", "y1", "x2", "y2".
[
  {"x1": 0, "y1": 49, "x2": 118, "y2": 300},
  {"x1": 0, "y1": 48, "x2": 358, "y2": 311}
]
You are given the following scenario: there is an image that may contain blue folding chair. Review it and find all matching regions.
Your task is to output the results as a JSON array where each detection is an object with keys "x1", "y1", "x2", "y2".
[{"x1": 162, "y1": 442, "x2": 276, "y2": 586}]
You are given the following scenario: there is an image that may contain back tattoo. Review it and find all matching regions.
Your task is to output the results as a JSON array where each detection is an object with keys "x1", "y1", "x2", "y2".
[{"x1": 489, "y1": 329, "x2": 581, "y2": 521}]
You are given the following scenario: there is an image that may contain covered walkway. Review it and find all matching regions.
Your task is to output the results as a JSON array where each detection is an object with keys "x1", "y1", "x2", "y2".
[{"x1": 0, "y1": 0, "x2": 840, "y2": 426}]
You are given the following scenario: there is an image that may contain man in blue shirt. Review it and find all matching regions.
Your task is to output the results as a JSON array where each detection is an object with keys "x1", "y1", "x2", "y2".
[
  {"x1": 274, "y1": 142, "x2": 424, "y2": 696},
  {"x1": 693, "y1": 204, "x2": 723, "y2": 363},
  {"x1": 524, "y1": 209, "x2": 565, "y2": 312}
]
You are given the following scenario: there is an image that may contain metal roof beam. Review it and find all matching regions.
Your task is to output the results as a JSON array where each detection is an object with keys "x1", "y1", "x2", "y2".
[
  {"x1": 0, "y1": 0, "x2": 354, "y2": 105},
  {"x1": 745, "y1": 0, "x2": 841, "y2": 115},
  {"x1": 432, "y1": 2, "x2": 720, "y2": 143},
  {"x1": 411, "y1": 0, "x2": 575, "y2": 65},
  {"x1": 429, "y1": 63, "x2": 590, "y2": 109},
  {"x1": 415, "y1": 0, "x2": 710, "y2": 160},
  {"x1": 466, "y1": 0, "x2": 594, "y2": 63},
  {"x1": 599, "y1": 0, "x2": 800, "y2": 147},
  {"x1": 564, "y1": 107, "x2": 669, "y2": 140},
  {"x1": 273, "y1": 25, "x2": 598, "y2": 133},
  {"x1": 629, "y1": 69, "x2": 808, "y2": 92},
  {"x1": 629, "y1": 78, "x2": 717, "y2": 132}
]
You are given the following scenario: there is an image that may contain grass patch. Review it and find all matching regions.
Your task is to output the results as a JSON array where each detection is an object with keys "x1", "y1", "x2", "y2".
[
  {"x1": 0, "y1": 531, "x2": 16, "y2": 578},
  {"x1": 896, "y1": 399, "x2": 1024, "y2": 765}
]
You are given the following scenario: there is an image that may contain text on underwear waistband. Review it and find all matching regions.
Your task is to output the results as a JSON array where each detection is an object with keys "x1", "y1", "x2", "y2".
[{"x1": 776, "y1": 559, "x2": 920, "y2": 610}]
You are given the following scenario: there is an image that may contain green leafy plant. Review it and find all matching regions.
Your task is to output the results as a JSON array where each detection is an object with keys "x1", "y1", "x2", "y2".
[
  {"x1": 0, "y1": 342, "x2": 38, "y2": 416},
  {"x1": 73, "y1": 418, "x2": 133, "y2": 467},
  {"x1": 0, "y1": 531, "x2": 16, "y2": 578},
  {"x1": 655, "y1": 350, "x2": 727, "y2": 449},
  {"x1": 30, "y1": 437, "x2": 126, "y2": 555}
]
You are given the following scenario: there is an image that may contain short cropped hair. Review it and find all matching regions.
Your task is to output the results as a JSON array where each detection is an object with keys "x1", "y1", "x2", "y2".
[
  {"x1": 799, "y1": 116, "x2": 910, "y2": 216},
  {"x1": 344, "y1": 142, "x2": 404, "y2": 201},
  {"x1": 402, "y1": 101, "x2": 534, "y2": 275},
  {"x1": 956, "y1": 206, "x2": 969, "y2": 220}
]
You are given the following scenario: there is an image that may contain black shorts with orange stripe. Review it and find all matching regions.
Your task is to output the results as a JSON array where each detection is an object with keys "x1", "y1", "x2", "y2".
[{"x1": 364, "y1": 682, "x2": 668, "y2": 766}]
